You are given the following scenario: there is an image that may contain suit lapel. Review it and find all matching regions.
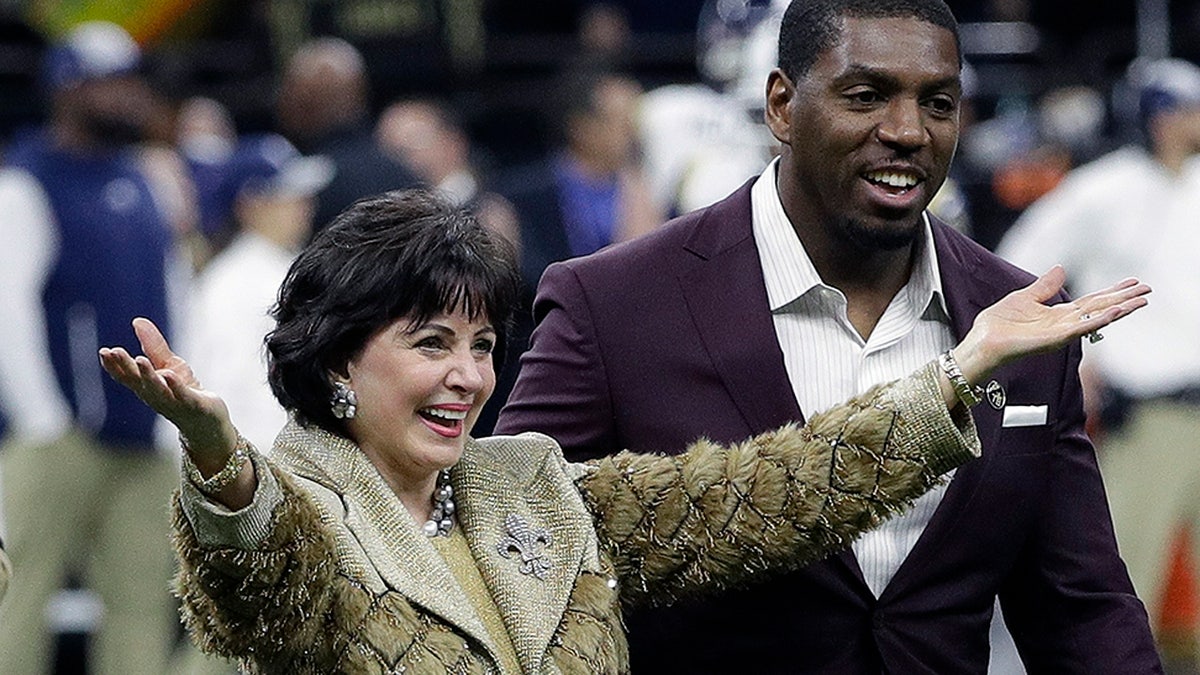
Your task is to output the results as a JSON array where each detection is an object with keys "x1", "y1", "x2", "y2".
[
  {"x1": 456, "y1": 436, "x2": 590, "y2": 674},
  {"x1": 879, "y1": 223, "x2": 1007, "y2": 600},
  {"x1": 678, "y1": 184, "x2": 804, "y2": 435},
  {"x1": 679, "y1": 185, "x2": 872, "y2": 587}
]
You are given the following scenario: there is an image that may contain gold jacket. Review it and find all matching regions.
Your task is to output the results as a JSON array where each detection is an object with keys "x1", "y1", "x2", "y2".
[{"x1": 173, "y1": 363, "x2": 978, "y2": 673}]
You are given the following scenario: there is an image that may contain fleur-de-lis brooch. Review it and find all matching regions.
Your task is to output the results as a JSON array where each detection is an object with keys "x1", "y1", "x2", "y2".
[{"x1": 497, "y1": 514, "x2": 552, "y2": 580}]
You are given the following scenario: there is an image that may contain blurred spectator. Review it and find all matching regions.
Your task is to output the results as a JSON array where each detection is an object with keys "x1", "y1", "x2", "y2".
[
  {"x1": 0, "y1": 21, "x2": 180, "y2": 674},
  {"x1": 276, "y1": 37, "x2": 418, "y2": 231},
  {"x1": 187, "y1": 133, "x2": 332, "y2": 455},
  {"x1": 578, "y1": 3, "x2": 632, "y2": 59},
  {"x1": 997, "y1": 56, "x2": 1200, "y2": 667},
  {"x1": 497, "y1": 65, "x2": 662, "y2": 291},
  {"x1": 637, "y1": 0, "x2": 781, "y2": 216},
  {"x1": 376, "y1": 97, "x2": 519, "y2": 251},
  {"x1": 176, "y1": 96, "x2": 239, "y2": 251},
  {"x1": 269, "y1": 0, "x2": 485, "y2": 93}
]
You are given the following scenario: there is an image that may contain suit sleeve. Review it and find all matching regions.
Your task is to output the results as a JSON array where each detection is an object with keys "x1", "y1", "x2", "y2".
[
  {"x1": 494, "y1": 262, "x2": 618, "y2": 461},
  {"x1": 576, "y1": 363, "x2": 981, "y2": 609},
  {"x1": 997, "y1": 339, "x2": 1162, "y2": 673}
]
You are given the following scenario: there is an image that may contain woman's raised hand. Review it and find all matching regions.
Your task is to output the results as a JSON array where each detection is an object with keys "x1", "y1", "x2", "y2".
[
  {"x1": 953, "y1": 265, "x2": 1150, "y2": 384},
  {"x1": 98, "y1": 317, "x2": 238, "y2": 466}
]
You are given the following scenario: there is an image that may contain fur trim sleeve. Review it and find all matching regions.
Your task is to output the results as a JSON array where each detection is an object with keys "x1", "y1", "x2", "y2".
[
  {"x1": 171, "y1": 462, "x2": 343, "y2": 670},
  {"x1": 578, "y1": 361, "x2": 980, "y2": 608},
  {"x1": 178, "y1": 449, "x2": 282, "y2": 550}
]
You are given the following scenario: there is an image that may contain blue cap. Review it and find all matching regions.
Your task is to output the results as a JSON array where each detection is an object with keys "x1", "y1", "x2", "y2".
[
  {"x1": 1132, "y1": 58, "x2": 1200, "y2": 122},
  {"x1": 43, "y1": 21, "x2": 141, "y2": 92},
  {"x1": 225, "y1": 133, "x2": 334, "y2": 200}
]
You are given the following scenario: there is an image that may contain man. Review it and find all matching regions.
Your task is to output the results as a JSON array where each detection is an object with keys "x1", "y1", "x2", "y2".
[
  {"x1": 375, "y1": 97, "x2": 519, "y2": 251},
  {"x1": 497, "y1": 66, "x2": 662, "y2": 291},
  {"x1": 998, "y1": 57, "x2": 1200, "y2": 667},
  {"x1": 496, "y1": 0, "x2": 1161, "y2": 671},
  {"x1": 0, "y1": 22, "x2": 180, "y2": 673},
  {"x1": 276, "y1": 37, "x2": 418, "y2": 232}
]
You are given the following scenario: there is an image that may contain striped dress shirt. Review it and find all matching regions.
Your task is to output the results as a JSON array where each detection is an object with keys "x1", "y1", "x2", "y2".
[{"x1": 750, "y1": 161, "x2": 957, "y2": 597}]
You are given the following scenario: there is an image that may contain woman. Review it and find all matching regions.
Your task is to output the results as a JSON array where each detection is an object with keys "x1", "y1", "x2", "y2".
[{"x1": 100, "y1": 190, "x2": 1147, "y2": 673}]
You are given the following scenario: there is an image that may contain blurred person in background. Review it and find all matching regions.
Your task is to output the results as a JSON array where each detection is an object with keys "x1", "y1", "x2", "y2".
[
  {"x1": 188, "y1": 133, "x2": 333, "y2": 456},
  {"x1": 175, "y1": 96, "x2": 240, "y2": 257},
  {"x1": 0, "y1": 21, "x2": 181, "y2": 674},
  {"x1": 638, "y1": 0, "x2": 783, "y2": 216},
  {"x1": 376, "y1": 97, "x2": 519, "y2": 252},
  {"x1": 998, "y1": 56, "x2": 1200, "y2": 667},
  {"x1": 276, "y1": 37, "x2": 418, "y2": 233},
  {"x1": 497, "y1": 65, "x2": 662, "y2": 292}
]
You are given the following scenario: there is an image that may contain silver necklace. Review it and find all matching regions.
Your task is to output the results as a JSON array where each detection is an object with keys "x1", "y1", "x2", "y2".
[{"x1": 422, "y1": 469, "x2": 455, "y2": 537}]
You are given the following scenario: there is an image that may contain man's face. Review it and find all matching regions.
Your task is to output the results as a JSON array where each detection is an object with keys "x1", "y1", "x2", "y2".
[
  {"x1": 767, "y1": 15, "x2": 961, "y2": 250},
  {"x1": 72, "y1": 74, "x2": 153, "y2": 147},
  {"x1": 570, "y1": 76, "x2": 641, "y2": 174}
]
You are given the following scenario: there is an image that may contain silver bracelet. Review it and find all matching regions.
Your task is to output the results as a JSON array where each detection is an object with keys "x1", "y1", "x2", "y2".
[
  {"x1": 181, "y1": 434, "x2": 249, "y2": 496},
  {"x1": 938, "y1": 349, "x2": 983, "y2": 407}
]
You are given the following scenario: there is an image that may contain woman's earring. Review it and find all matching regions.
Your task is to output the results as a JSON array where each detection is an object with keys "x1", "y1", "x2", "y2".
[{"x1": 330, "y1": 381, "x2": 358, "y2": 419}]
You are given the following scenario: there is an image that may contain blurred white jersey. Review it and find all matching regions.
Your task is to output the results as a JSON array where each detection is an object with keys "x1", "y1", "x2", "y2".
[{"x1": 638, "y1": 83, "x2": 776, "y2": 215}]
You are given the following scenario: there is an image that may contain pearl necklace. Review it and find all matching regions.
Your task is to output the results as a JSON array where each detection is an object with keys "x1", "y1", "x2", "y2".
[{"x1": 422, "y1": 469, "x2": 455, "y2": 537}]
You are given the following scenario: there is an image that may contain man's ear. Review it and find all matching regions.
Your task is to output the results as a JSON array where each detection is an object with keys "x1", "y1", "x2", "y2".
[{"x1": 764, "y1": 68, "x2": 795, "y2": 145}]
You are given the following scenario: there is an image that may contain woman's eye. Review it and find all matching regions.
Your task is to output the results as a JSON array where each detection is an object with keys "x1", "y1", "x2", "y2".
[
  {"x1": 473, "y1": 339, "x2": 495, "y2": 355},
  {"x1": 415, "y1": 337, "x2": 444, "y2": 350}
]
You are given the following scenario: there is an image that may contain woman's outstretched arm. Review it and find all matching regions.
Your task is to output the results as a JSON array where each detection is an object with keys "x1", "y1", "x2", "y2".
[{"x1": 579, "y1": 267, "x2": 1150, "y2": 608}]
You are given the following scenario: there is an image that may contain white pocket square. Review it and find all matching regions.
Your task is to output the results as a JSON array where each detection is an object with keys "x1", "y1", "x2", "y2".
[{"x1": 1002, "y1": 405, "x2": 1048, "y2": 427}]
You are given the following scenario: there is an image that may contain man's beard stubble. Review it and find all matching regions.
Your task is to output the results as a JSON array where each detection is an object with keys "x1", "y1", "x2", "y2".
[{"x1": 835, "y1": 213, "x2": 924, "y2": 252}]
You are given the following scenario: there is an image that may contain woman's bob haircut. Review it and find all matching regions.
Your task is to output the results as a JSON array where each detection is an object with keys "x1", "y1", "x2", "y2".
[{"x1": 266, "y1": 189, "x2": 522, "y2": 435}]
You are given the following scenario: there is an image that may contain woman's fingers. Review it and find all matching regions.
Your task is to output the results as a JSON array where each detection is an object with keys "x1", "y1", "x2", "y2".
[
  {"x1": 132, "y1": 317, "x2": 176, "y2": 369},
  {"x1": 1075, "y1": 281, "x2": 1151, "y2": 326},
  {"x1": 1023, "y1": 265, "x2": 1068, "y2": 303},
  {"x1": 1077, "y1": 279, "x2": 1150, "y2": 308},
  {"x1": 98, "y1": 347, "x2": 137, "y2": 386}
]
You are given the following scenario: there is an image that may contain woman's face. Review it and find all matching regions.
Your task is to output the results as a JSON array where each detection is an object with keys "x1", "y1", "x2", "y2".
[{"x1": 343, "y1": 309, "x2": 496, "y2": 479}]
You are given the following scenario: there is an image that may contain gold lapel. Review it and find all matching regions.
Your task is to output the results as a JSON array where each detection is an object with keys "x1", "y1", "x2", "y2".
[
  {"x1": 456, "y1": 434, "x2": 593, "y2": 674},
  {"x1": 272, "y1": 421, "x2": 499, "y2": 662}
]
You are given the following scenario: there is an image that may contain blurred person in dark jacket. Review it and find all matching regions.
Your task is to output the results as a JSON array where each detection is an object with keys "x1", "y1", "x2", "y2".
[
  {"x1": 497, "y1": 66, "x2": 662, "y2": 292},
  {"x1": 277, "y1": 37, "x2": 418, "y2": 232}
]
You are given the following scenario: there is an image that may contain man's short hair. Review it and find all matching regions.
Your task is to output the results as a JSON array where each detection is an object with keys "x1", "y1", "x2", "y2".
[{"x1": 777, "y1": 0, "x2": 960, "y2": 80}]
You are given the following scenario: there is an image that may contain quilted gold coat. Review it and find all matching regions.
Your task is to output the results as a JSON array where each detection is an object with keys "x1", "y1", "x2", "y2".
[{"x1": 173, "y1": 363, "x2": 978, "y2": 674}]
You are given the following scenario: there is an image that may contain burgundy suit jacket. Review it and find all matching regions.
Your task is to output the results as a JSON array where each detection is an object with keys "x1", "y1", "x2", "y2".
[{"x1": 495, "y1": 183, "x2": 1161, "y2": 674}]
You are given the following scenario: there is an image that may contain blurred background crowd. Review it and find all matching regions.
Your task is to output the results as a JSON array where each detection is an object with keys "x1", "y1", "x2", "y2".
[{"x1": 0, "y1": 0, "x2": 1199, "y2": 673}]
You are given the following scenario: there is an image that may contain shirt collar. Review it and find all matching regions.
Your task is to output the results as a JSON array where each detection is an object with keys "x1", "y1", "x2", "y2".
[{"x1": 750, "y1": 158, "x2": 949, "y2": 320}]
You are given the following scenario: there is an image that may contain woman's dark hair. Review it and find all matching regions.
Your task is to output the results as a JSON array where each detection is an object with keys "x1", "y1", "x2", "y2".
[
  {"x1": 778, "y1": 0, "x2": 960, "y2": 81},
  {"x1": 266, "y1": 189, "x2": 521, "y2": 435}
]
